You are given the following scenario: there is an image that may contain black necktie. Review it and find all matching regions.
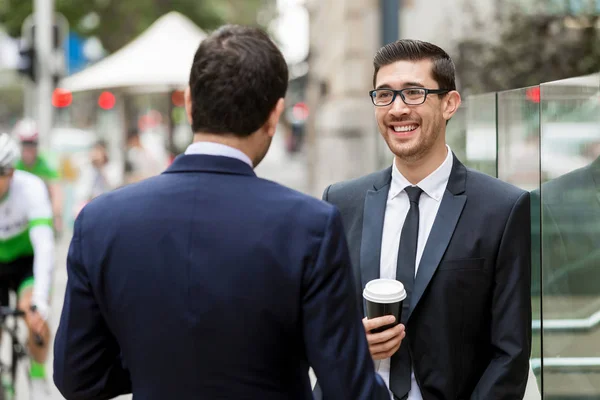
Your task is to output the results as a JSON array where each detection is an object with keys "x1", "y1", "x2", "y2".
[{"x1": 390, "y1": 185, "x2": 423, "y2": 399}]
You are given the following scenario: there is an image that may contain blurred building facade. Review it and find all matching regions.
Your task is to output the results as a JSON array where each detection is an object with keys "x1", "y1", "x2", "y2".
[{"x1": 304, "y1": 0, "x2": 381, "y2": 197}]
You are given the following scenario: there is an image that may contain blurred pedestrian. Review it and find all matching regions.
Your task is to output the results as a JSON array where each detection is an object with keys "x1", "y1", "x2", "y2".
[
  {"x1": 12, "y1": 118, "x2": 64, "y2": 235},
  {"x1": 124, "y1": 128, "x2": 167, "y2": 184},
  {"x1": 74, "y1": 139, "x2": 121, "y2": 214}
]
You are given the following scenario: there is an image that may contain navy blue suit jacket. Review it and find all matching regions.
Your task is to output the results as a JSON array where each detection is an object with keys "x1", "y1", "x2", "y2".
[{"x1": 54, "y1": 154, "x2": 389, "y2": 400}]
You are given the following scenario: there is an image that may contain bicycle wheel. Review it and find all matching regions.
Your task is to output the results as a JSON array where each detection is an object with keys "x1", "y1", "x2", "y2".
[
  {"x1": 9, "y1": 330, "x2": 18, "y2": 400},
  {"x1": 0, "y1": 375, "x2": 8, "y2": 400}
]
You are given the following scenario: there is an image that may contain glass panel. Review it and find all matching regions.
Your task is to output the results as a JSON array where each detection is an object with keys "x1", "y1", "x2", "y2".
[
  {"x1": 497, "y1": 87, "x2": 541, "y2": 191},
  {"x1": 540, "y1": 73, "x2": 600, "y2": 399},
  {"x1": 447, "y1": 93, "x2": 496, "y2": 176},
  {"x1": 445, "y1": 99, "x2": 467, "y2": 165},
  {"x1": 496, "y1": 86, "x2": 543, "y2": 390},
  {"x1": 465, "y1": 93, "x2": 497, "y2": 176}
]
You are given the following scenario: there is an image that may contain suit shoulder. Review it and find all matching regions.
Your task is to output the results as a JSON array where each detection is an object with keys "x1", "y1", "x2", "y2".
[
  {"x1": 248, "y1": 178, "x2": 344, "y2": 240},
  {"x1": 325, "y1": 168, "x2": 390, "y2": 202},
  {"x1": 80, "y1": 175, "x2": 163, "y2": 217},
  {"x1": 538, "y1": 164, "x2": 598, "y2": 206},
  {"x1": 542, "y1": 165, "x2": 590, "y2": 193},
  {"x1": 465, "y1": 168, "x2": 527, "y2": 202},
  {"x1": 260, "y1": 178, "x2": 337, "y2": 218},
  {"x1": 328, "y1": 169, "x2": 387, "y2": 194}
]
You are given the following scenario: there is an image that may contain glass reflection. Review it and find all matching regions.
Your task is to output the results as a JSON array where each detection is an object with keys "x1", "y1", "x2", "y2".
[{"x1": 540, "y1": 74, "x2": 600, "y2": 398}]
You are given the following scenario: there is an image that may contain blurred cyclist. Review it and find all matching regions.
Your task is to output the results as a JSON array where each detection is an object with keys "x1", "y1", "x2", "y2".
[
  {"x1": 12, "y1": 119, "x2": 63, "y2": 235},
  {"x1": 0, "y1": 132, "x2": 54, "y2": 399}
]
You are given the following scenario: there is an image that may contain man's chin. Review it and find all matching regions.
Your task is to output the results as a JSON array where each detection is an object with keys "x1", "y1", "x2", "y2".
[
  {"x1": 394, "y1": 152, "x2": 423, "y2": 163},
  {"x1": 388, "y1": 142, "x2": 423, "y2": 162}
]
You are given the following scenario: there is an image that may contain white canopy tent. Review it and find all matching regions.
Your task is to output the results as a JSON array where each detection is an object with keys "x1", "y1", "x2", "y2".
[{"x1": 60, "y1": 11, "x2": 207, "y2": 92}]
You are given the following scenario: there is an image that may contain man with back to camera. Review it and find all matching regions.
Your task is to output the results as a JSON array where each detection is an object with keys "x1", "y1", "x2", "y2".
[
  {"x1": 12, "y1": 119, "x2": 64, "y2": 235},
  {"x1": 53, "y1": 25, "x2": 392, "y2": 400},
  {"x1": 319, "y1": 39, "x2": 532, "y2": 399}
]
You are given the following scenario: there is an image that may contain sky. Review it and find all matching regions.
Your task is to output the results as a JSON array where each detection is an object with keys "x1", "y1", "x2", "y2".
[{"x1": 273, "y1": 0, "x2": 309, "y2": 64}]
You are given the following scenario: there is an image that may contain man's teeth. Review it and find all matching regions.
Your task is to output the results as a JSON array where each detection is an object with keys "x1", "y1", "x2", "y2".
[{"x1": 393, "y1": 125, "x2": 417, "y2": 132}]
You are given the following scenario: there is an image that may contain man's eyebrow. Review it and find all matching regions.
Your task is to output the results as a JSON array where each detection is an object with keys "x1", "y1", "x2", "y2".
[
  {"x1": 375, "y1": 81, "x2": 426, "y2": 90},
  {"x1": 402, "y1": 81, "x2": 425, "y2": 88}
]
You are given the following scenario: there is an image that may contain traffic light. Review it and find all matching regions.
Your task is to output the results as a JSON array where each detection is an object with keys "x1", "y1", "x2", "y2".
[
  {"x1": 526, "y1": 87, "x2": 541, "y2": 104},
  {"x1": 17, "y1": 43, "x2": 36, "y2": 82},
  {"x1": 98, "y1": 91, "x2": 116, "y2": 110},
  {"x1": 17, "y1": 19, "x2": 67, "y2": 84},
  {"x1": 52, "y1": 88, "x2": 72, "y2": 108}
]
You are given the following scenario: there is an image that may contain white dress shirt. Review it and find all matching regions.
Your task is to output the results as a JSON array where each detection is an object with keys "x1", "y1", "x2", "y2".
[
  {"x1": 378, "y1": 146, "x2": 453, "y2": 400},
  {"x1": 185, "y1": 141, "x2": 253, "y2": 168}
]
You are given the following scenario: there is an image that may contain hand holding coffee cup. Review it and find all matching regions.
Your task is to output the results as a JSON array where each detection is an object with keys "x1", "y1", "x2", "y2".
[
  {"x1": 362, "y1": 279, "x2": 407, "y2": 360},
  {"x1": 363, "y1": 279, "x2": 407, "y2": 330}
]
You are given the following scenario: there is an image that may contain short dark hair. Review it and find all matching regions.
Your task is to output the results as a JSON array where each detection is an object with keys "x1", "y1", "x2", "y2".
[
  {"x1": 189, "y1": 25, "x2": 288, "y2": 137},
  {"x1": 373, "y1": 39, "x2": 456, "y2": 91}
]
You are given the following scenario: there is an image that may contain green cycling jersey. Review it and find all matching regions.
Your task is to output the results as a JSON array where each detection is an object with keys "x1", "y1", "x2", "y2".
[{"x1": 14, "y1": 154, "x2": 60, "y2": 182}]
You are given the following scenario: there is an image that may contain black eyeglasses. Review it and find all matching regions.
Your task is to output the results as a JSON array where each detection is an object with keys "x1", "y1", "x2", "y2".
[{"x1": 369, "y1": 88, "x2": 451, "y2": 106}]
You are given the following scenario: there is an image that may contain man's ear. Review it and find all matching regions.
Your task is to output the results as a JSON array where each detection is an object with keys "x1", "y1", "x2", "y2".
[
  {"x1": 265, "y1": 98, "x2": 285, "y2": 137},
  {"x1": 184, "y1": 86, "x2": 193, "y2": 125},
  {"x1": 443, "y1": 91, "x2": 461, "y2": 121}
]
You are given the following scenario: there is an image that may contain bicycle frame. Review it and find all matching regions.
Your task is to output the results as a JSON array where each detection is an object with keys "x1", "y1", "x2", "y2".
[{"x1": 0, "y1": 308, "x2": 29, "y2": 400}]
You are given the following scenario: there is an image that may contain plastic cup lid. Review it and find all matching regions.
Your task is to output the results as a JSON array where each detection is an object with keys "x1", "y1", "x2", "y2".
[{"x1": 363, "y1": 279, "x2": 407, "y2": 304}]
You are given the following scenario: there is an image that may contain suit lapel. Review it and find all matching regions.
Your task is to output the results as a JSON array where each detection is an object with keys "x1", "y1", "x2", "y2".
[
  {"x1": 359, "y1": 168, "x2": 392, "y2": 294},
  {"x1": 407, "y1": 154, "x2": 468, "y2": 321}
]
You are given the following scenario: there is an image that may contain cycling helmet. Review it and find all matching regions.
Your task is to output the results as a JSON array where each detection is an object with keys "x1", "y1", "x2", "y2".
[
  {"x1": 0, "y1": 132, "x2": 20, "y2": 170},
  {"x1": 12, "y1": 118, "x2": 39, "y2": 143}
]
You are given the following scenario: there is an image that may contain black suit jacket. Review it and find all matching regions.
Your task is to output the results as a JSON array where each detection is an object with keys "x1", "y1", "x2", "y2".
[
  {"x1": 322, "y1": 154, "x2": 532, "y2": 400},
  {"x1": 53, "y1": 154, "x2": 390, "y2": 400}
]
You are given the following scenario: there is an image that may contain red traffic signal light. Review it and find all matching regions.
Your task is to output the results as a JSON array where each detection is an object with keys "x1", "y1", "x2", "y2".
[
  {"x1": 526, "y1": 87, "x2": 540, "y2": 103},
  {"x1": 52, "y1": 88, "x2": 72, "y2": 108},
  {"x1": 98, "y1": 91, "x2": 116, "y2": 110}
]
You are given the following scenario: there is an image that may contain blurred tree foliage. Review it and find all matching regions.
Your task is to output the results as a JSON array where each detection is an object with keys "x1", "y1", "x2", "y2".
[
  {"x1": 0, "y1": 0, "x2": 276, "y2": 53},
  {"x1": 454, "y1": 0, "x2": 600, "y2": 93}
]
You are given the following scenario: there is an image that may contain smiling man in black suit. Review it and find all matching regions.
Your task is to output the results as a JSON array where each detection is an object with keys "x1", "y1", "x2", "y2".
[{"x1": 321, "y1": 39, "x2": 532, "y2": 400}]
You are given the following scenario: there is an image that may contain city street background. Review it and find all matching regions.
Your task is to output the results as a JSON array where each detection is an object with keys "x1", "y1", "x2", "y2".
[{"x1": 1, "y1": 0, "x2": 600, "y2": 398}]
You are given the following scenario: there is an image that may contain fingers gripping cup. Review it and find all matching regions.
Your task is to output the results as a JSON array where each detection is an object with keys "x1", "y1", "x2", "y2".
[{"x1": 363, "y1": 279, "x2": 407, "y2": 333}]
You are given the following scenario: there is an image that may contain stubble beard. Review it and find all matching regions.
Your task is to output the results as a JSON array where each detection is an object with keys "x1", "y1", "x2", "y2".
[{"x1": 385, "y1": 124, "x2": 441, "y2": 164}]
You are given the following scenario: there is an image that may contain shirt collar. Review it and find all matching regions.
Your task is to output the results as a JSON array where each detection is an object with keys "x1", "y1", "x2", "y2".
[
  {"x1": 389, "y1": 145, "x2": 454, "y2": 202},
  {"x1": 185, "y1": 142, "x2": 253, "y2": 168}
]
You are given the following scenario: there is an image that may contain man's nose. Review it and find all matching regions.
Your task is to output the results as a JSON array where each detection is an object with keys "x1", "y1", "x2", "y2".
[{"x1": 389, "y1": 95, "x2": 410, "y2": 115}]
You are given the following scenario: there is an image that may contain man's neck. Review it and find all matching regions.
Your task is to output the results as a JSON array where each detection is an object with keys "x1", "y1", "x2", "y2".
[{"x1": 394, "y1": 144, "x2": 448, "y2": 185}]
